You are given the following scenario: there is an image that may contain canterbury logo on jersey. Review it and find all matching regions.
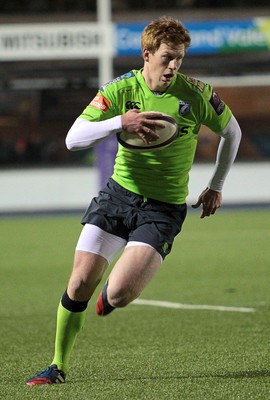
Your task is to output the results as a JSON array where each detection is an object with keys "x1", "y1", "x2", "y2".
[{"x1": 125, "y1": 101, "x2": 141, "y2": 110}]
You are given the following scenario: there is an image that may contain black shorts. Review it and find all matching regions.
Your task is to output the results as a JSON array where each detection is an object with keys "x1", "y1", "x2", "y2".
[{"x1": 81, "y1": 178, "x2": 187, "y2": 259}]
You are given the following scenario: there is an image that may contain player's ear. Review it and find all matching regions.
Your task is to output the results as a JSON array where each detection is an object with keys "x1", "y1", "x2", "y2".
[{"x1": 143, "y1": 49, "x2": 150, "y2": 62}]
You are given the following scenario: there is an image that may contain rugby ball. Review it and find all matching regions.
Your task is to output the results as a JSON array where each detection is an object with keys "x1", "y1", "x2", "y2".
[{"x1": 117, "y1": 112, "x2": 179, "y2": 152}]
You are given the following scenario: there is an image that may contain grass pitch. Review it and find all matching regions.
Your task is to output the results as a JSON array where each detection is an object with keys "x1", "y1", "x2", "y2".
[{"x1": 0, "y1": 208, "x2": 270, "y2": 399}]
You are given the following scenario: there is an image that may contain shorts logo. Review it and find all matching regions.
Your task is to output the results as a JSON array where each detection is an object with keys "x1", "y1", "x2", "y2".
[
  {"x1": 179, "y1": 100, "x2": 191, "y2": 116},
  {"x1": 209, "y1": 91, "x2": 225, "y2": 115},
  {"x1": 89, "y1": 94, "x2": 110, "y2": 112},
  {"x1": 125, "y1": 101, "x2": 141, "y2": 110},
  {"x1": 162, "y1": 242, "x2": 170, "y2": 254}
]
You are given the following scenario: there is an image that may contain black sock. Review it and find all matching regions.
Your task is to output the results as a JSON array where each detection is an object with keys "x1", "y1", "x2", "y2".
[
  {"x1": 102, "y1": 281, "x2": 115, "y2": 314},
  {"x1": 61, "y1": 290, "x2": 89, "y2": 313}
]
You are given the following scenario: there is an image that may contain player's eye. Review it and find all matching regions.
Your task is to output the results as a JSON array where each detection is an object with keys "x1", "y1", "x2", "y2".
[{"x1": 162, "y1": 55, "x2": 172, "y2": 62}]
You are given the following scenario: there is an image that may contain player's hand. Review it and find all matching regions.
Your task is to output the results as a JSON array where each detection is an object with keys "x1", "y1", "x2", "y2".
[
  {"x1": 192, "y1": 188, "x2": 222, "y2": 219},
  {"x1": 121, "y1": 110, "x2": 165, "y2": 144}
]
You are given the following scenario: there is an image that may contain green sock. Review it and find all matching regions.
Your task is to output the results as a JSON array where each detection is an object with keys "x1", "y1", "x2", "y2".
[{"x1": 51, "y1": 301, "x2": 87, "y2": 373}]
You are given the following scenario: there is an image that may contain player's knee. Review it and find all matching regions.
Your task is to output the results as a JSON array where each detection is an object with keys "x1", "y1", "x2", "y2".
[
  {"x1": 108, "y1": 287, "x2": 138, "y2": 308},
  {"x1": 68, "y1": 276, "x2": 102, "y2": 301}
]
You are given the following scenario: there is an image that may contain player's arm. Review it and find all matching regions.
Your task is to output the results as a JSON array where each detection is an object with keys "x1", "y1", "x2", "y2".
[
  {"x1": 192, "y1": 114, "x2": 242, "y2": 218},
  {"x1": 207, "y1": 114, "x2": 242, "y2": 192},
  {"x1": 66, "y1": 110, "x2": 163, "y2": 151},
  {"x1": 65, "y1": 116, "x2": 122, "y2": 151}
]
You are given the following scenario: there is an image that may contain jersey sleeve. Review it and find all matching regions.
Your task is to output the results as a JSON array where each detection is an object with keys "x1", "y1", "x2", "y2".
[
  {"x1": 78, "y1": 86, "x2": 118, "y2": 122},
  {"x1": 200, "y1": 84, "x2": 232, "y2": 133}
]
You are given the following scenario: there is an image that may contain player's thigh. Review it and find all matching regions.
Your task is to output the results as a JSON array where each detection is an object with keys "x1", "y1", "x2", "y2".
[
  {"x1": 76, "y1": 223, "x2": 127, "y2": 264},
  {"x1": 68, "y1": 224, "x2": 127, "y2": 300},
  {"x1": 107, "y1": 244, "x2": 162, "y2": 303}
]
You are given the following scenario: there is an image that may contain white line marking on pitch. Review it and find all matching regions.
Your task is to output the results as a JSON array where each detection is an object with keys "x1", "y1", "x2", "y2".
[{"x1": 132, "y1": 299, "x2": 255, "y2": 313}]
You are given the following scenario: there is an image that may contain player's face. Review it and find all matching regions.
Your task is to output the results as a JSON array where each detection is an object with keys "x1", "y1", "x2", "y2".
[{"x1": 142, "y1": 43, "x2": 186, "y2": 91}]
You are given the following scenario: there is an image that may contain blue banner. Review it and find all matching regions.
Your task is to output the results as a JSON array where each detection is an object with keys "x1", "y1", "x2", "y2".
[
  {"x1": 115, "y1": 19, "x2": 269, "y2": 56},
  {"x1": 115, "y1": 23, "x2": 146, "y2": 56}
]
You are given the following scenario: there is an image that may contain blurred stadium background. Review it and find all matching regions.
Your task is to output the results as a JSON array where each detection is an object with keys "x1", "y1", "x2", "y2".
[{"x1": 0, "y1": 0, "x2": 269, "y2": 213}]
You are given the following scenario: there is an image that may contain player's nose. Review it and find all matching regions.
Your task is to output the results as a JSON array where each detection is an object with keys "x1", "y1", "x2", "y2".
[{"x1": 168, "y1": 59, "x2": 178, "y2": 70}]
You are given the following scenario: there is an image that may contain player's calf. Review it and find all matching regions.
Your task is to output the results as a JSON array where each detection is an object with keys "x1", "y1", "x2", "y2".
[{"x1": 96, "y1": 281, "x2": 115, "y2": 316}]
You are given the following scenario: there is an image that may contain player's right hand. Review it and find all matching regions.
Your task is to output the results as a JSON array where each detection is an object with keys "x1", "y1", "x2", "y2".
[{"x1": 121, "y1": 110, "x2": 164, "y2": 143}]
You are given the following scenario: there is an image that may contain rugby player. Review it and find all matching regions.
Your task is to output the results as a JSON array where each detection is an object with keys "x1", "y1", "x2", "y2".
[{"x1": 27, "y1": 16, "x2": 241, "y2": 385}]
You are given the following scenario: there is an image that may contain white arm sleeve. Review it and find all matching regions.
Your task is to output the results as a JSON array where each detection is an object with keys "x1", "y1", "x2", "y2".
[
  {"x1": 65, "y1": 116, "x2": 122, "y2": 151},
  {"x1": 208, "y1": 114, "x2": 242, "y2": 192}
]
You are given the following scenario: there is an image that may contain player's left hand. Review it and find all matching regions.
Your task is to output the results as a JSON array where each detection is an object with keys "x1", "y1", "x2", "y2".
[{"x1": 192, "y1": 188, "x2": 222, "y2": 219}]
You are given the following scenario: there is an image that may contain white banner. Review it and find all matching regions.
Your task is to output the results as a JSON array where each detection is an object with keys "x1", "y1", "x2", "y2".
[
  {"x1": 0, "y1": 164, "x2": 269, "y2": 212},
  {"x1": 0, "y1": 22, "x2": 114, "y2": 60}
]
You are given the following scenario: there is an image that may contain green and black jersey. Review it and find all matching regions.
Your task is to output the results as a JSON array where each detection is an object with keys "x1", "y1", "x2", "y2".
[{"x1": 79, "y1": 69, "x2": 232, "y2": 204}]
